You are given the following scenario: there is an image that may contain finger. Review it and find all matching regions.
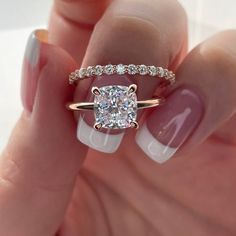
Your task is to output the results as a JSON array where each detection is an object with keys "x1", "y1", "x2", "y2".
[
  {"x1": 136, "y1": 30, "x2": 236, "y2": 163},
  {"x1": 0, "y1": 30, "x2": 87, "y2": 236},
  {"x1": 49, "y1": 0, "x2": 110, "y2": 63},
  {"x1": 213, "y1": 114, "x2": 236, "y2": 144},
  {"x1": 75, "y1": 0, "x2": 187, "y2": 153}
]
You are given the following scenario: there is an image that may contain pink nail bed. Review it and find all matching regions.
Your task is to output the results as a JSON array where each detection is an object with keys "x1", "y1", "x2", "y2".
[
  {"x1": 136, "y1": 86, "x2": 204, "y2": 163},
  {"x1": 77, "y1": 74, "x2": 132, "y2": 153}
]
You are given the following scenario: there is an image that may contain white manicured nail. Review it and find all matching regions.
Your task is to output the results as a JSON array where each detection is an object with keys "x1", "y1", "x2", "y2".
[
  {"x1": 77, "y1": 116, "x2": 124, "y2": 153},
  {"x1": 135, "y1": 123, "x2": 177, "y2": 164}
]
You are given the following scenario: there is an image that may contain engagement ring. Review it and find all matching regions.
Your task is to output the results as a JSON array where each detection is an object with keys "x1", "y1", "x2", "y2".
[
  {"x1": 67, "y1": 64, "x2": 175, "y2": 130},
  {"x1": 68, "y1": 84, "x2": 164, "y2": 130}
]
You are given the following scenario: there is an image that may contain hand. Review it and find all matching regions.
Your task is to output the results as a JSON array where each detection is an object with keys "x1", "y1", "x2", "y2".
[{"x1": 1, "y1": 0, "x2": 236, "y2": 235}]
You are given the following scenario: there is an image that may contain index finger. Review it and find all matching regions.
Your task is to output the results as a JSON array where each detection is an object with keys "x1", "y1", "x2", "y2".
[{"x1": 49, "y1": 0, "x2": 109, "y2": 64}]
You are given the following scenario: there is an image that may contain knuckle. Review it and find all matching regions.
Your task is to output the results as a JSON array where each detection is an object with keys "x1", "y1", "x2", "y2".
[{"x1": 93, "y1": 0, "x2": 187, "y2": 64}]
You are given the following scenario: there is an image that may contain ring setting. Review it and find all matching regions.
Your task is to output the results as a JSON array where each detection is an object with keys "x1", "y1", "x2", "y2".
[
  {"x1": 68, "y1": 84, "x2": 164, "y2": 130},
  {"x1": 67, "y1": 64, "x2": 175, "y2": 130}
]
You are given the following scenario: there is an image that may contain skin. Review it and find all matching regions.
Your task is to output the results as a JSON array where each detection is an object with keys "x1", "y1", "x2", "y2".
[{"x1": 1, "y1": 0, "x2": 236, "y2": 235}]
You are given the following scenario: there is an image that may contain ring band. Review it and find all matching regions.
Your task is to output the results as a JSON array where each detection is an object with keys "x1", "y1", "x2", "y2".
[
  {"x1": 67, "y1": 84, "x2": 165, "y2": 130},
  {"x1": 69, "y1": 64, "x2": 175, "y2": 85},
  {"x1": 67, "y1": 98, "x2": 165, "y2": 111}
]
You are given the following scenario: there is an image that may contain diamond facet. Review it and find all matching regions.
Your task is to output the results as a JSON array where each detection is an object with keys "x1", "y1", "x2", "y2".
[
  {"x1": 139, "y1": 65, "x2": 148, "y2": 75},
  {"x1": 77, "y1": 68, "x2": 86, "y2": 79},
  {"x1": 148, "y1": 66, "x2": 157, "y2": 76},
  {"x1": 104, "y1": 64, "x2": 115, "y2": 75},
  {"x1": 94, "y1": 65, "x2": 103, "y2": 76},
  {"x1": 116, "y1": 64, "x2": 126, "y2": 75},
  {"x1": 128, "y1": 64, "x2": 138, "y2": 75},
  {"x1": 94, "y1": 85, "x2": 137, "y2": 129}
]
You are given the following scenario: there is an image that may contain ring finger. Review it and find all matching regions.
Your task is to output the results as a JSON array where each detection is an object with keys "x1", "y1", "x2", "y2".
[{"x1": 73, "y1": 0, "x2": 188, "y2": 153}]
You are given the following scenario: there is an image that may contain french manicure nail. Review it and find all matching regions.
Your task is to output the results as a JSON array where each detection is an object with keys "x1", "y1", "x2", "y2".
[
  {"x1": 77, "y1": 116, "x2": 125, "y2": 153},
  {"x1": 136, "y1": 87, "x2": 204, "y2": 163},
  {"x1": 77, "y1": 74, "x2": 132, "y2": 153},
  {"x1": 21, "y1": 29, "x2": 48, "y2": 113}
]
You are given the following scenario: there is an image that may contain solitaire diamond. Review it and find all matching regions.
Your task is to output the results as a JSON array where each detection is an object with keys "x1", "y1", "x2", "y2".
[
  {"x1": 158, "y1": 67, "x2": 165, "y2": 77},
  {"x1": 77, "y1": 68, "x2": 87, "y2": 79},
  {"x1": 94, "y1": 85, "x2": 137, "y2": 129},
  {"x1": 86, "y1": 66, "x2": 94, "y2": 77}
]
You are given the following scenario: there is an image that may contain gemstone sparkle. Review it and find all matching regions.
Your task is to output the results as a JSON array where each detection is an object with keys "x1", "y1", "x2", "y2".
[
  {"x1": 128, "y1": 64, "x2": 138, "y2": 75},
  {"x1": 94, "y1": 85, "x2": 137, "y2": 129},
  {"x1": 116, "y1": 64, "x2": 126, "y2": 75},
  {"x1": 104, "y1": 64, "x2": 115, "y2": 75},
  {"x1": 139, "y1": 65, "x2": 148, "y2": 75}
]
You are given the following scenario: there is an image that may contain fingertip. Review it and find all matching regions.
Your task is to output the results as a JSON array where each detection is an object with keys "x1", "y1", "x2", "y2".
[
  {"x1": 135, "y1": 87, "x2": 204, "y2": 163},
  {"x1": 22, "y1": 28, "x2": 77, "y2": 114},
  {"x1": 135, "y1": 122, "x2": 177, "y2": 164},
  {"x1": 77, "y1": 116, "x2": 124, "y2": 153}
]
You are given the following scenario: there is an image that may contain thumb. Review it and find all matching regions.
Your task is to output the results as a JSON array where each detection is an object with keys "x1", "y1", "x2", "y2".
[{"x1": 0, "y1": 30, "x2": 87, "y2": 236}]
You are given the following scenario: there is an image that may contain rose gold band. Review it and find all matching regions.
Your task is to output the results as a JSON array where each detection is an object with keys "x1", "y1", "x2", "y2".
[{"x1": 67, "y1": 97, "x2": 165, "y2": 111}]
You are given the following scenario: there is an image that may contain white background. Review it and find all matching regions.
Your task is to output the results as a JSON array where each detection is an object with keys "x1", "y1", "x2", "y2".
[{"x1": 0, "y1": 0, "x2": 236, "y2": 150}]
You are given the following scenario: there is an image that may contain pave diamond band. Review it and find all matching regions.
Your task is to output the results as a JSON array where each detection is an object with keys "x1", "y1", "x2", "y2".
[
  {"x1": 67, "y1": 84, "x2": 165, "y2": 130},
  {"x1": 69, "y1": 64, "x2": 175, "y2": 85}
]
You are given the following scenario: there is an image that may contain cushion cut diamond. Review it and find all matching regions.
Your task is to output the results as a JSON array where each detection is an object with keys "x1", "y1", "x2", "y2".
[{"x1": 94, "y1": 85, "x2": 137, "y2": 129}]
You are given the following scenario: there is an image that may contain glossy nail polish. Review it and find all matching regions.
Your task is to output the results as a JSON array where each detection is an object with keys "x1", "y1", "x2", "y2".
[
  {"x1": 136, "y1": 87, "x2": 204, "y2": 163},
  {"x1": 77, "y1": 74, "x2": 132, "y2": 153},
  {"x1": 21, "y1": 29, "x2": 48, "y2": 113}
]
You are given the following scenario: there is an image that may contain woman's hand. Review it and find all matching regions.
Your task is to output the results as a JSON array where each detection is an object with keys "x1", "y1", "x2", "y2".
[{"x1": 1, "y1": 0, "x2": 236, "y2": 235}]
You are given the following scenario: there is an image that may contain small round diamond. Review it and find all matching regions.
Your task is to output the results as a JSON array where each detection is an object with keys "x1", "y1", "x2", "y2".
[
  {"x1": 116, "y1": 64, "x2": 126, "y2": 75},
  {"x1": 158, "y1": 67, "x2": 165, "y2": 77},
  {"x1": 94, "y1": 65, "x2": 103, "y2": 76},
  {"x1": 128, "y1": 64, "x2": 138, "y2": 75},
  {"x1": 168, "y1": 71, "x2": 174, "y2": 79},
  {"x1": 70, "y1": 72, "x2": 76, "y2": 79},
  {"x1": 104, "y1": 64, "x2": 115, "y2": 75},
  {"x1": 163, "y1": 69, "x2": 169, "y2": 78},
  {"x1": 76, "y1": 68, "x2": 86, "y2": 79},
  {"x1": 148, "y1": 66, "x2": 157, "y2": 76},
  {"x1": 86, "y1": 66, "x2": 94, "y2": 77},
  {"x1": 69, "y1": 72, "x2": 76, "y2": 84},
  {"x1": 138, "y1": 65, "x2": 148, "y2": 75}
]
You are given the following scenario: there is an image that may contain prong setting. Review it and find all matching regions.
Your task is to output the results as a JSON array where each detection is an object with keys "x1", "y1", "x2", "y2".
[
  {"x1": 128, "y1": 84, "x2": 137, "y2": 94},
  {"x1": 92, "y1": 87, "x2": 101, "y2": 95},
  {"x1": 68, "y1": 84, "x2": 165, "y2": 130},
  {"x1": 93, "y1": 85, "x2": 137, "y2": 129},
  {"x1": 94, "y1": 123, "x2": 102, "y2": 130},
  {"x1": 130, "y1": 121, "x2": 139, "y2": 129}
]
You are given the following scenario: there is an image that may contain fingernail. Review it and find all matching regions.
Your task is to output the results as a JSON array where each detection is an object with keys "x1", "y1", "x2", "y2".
[
  {"x1": 77, "y1": 74, "x2": 131, "y2": 153},
  {"x1": 21, "y1": 29, "x2": 48, "y2": 113},
  {"x1": 77, "y1": 116, "x2": 125, "y2": 153},
  {"x1": 136, "y1": 87, "x2": 204, "y2": 163}
]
